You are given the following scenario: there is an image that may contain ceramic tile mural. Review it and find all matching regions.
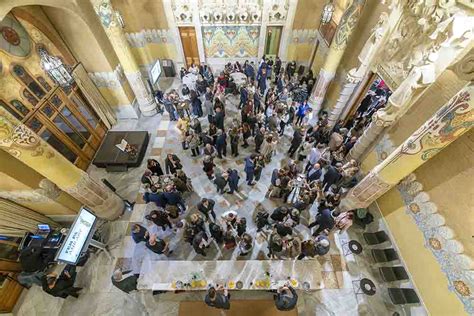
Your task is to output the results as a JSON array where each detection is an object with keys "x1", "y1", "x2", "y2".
[{"x1": 202, "y1": 26, "x2": 260, "y2": 58}]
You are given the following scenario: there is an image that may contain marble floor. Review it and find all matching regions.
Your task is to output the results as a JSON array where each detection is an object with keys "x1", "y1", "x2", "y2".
[{"x1": 13, "y1": 78, "x2": 427, "y2": 316}]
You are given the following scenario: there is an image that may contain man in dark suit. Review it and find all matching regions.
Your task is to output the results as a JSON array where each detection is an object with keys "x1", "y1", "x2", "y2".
[
  {"x1": 323, "y1": 163, "x2": 343, "y2": 191},
  {"x1": 306, "y1": 163, "x2": 322, "y2": 182},
  {"x1": 214, "y1": 107, "x2": 225, "y2": 130},
  {"x1": 308, "y1": 208, "x2": 335, "y2": 236},
  {"x1": 42, "y1": 267, "x2": 82, "y2": 298},
  {"x1": 228, "y1": 169, "x2": 240, "y2": 194},
  {"x1": 205, "y1": 285, "x2": 231, "y2": 310},
  {"x1": 163, "y1": 186, "x2": 186, "y2": 211},
  {"x1": 111, "y1": 269, "x2": 138, "y2": 294},
  {"x1": 216, "y1": 129, "x2": 227, "y2": 159},
  {"x1": 197, "y1": 198, "x2": 216, "y2": 221},
  {"x1": 288, "y1": 128, "x2": 303, "y2": 158},
  {"x1": 143, "y1": 186, "x2": 167, "y2": 208},
  {"x1": 254, "y1": 127, "x2": 265, "y2": 153},
  {"x1": 214, "y1": 172, "x2": 229, "y2": 194}
]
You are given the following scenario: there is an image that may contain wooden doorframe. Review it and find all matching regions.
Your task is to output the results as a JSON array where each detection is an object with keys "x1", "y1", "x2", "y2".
[
  {"x1": 178, "y1": 27, "x2": 200, "y2": 68},
  {"x1": 343, "y1": 71, "x2": 377, "y2": 123}
]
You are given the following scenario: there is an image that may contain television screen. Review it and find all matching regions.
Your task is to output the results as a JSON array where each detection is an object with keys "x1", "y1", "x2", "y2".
[
  {"x1": 55, "y1": 207, "x2": 97, "y2": 264},
  {"x1": 150, "y1": 60, "x2": 162, "y2": 84}
]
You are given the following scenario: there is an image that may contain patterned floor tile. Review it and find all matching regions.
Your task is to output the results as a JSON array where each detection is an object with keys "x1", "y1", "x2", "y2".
[
  {"x1": 151, "y1": 148, "x2": 162, "y2": 156},
  {"x1": 331, "y1": 255, "x2": 348, "y2": 271},
  {"x1": 156, "y1": 130, "x2": 167, "y2": 137},
  {"x1": 153, "y1": 137, "x2": 166, "y2": 148},
  {"x1": 321, "y1": 271, "x2": 340, "y2": 289}
]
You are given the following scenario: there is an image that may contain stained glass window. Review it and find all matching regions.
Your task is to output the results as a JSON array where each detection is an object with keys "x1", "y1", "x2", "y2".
[
  {"x1": 26, "y1": 117, "x2": 43, "y2": 132},
  {"x1": 0, "y1": 100, "x2": 22, "y2": 120},
  {"x1": 12, "y1": 64, "x2": 46, "y2": 99},
  {"x1": 10, "y1": 99, "x2": 29, "y2": 116},
  {"x1": 37, "y1": 76, "x2": 52, "y2": 91},
  {"x1": 42, "y1": 104, "x2": 54, "y2": 117}
]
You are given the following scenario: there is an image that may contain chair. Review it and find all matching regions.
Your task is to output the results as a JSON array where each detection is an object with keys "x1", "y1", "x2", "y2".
[
  {"x1": 371, "y1": 248, "x2": 399, "y2": 263},
  {"x1": 379, "y1": 266, "x2": 409, "y2": 282},
  {"x1": 363, "y1": 231, "x2": 389, "y2": 245},
  {"x1": 388, "y1": 288, "x2": 420, "y2": 304}
]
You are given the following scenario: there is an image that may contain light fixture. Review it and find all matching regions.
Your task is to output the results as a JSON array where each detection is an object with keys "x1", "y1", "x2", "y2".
[
  {"x1": 321, "y1": 0, "x2": 335, "y2": 24},
  {"x1": 39, "y1": 47, "x2": 74, "y2": 88}
]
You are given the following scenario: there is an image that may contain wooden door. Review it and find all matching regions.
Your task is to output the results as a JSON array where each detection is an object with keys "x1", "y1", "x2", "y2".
[
  {"x1": 179, "y1": 27, "x2": 200, "y2": 67},
  {"x1": 0, "y1": 238, "x2": 23, "y2": 313}
]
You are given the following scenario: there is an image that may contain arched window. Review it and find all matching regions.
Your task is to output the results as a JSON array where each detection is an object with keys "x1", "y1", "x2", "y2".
[
  {"x1": 0, "y1": 100, "x2": 22, "y2": 120},
  {"x1": 0, "y1": 99, "x2": 29, "y2": 120},
  {"x1": 37, "y1": 76, "x2": 52, "y2": 91},
  {"x1": 12, "y1": 64, "x2": 46, "y2": 100}
]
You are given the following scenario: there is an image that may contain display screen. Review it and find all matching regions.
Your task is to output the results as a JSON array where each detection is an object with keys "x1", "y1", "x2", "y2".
[
  {"x1": 55, "y1": 207, "x2": 97, "y2": 264},
  {"x1": 150, "y1": 60, "x2": 162, "y2": 84}
]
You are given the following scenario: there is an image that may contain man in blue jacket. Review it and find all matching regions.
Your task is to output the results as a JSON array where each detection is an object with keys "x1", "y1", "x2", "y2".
[{"x1": 244, "y1": 155, "x2": 256, "y2": 186}]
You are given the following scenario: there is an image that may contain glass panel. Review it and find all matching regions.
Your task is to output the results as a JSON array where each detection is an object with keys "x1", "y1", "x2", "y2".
[
  {"x1": 0, "y1": 243, "x2": 19, "y2": 261},
  {"x1": 52, "y1": 114, "x2": 86, "y2": 149},
  {"x1": 264, "y1": 26, "x2": 282, "y2": 57},
  {"x1": 40, "y1": 129, "x2": 78, "y2": 163},
  {"x1": 42, "y1": 104, "x2": 55, "y2": 117},
  {"x1": 13, "y1": 65, "x2": 46, "y2": 99},
  {"x1": 23, "y1": 89, "x2": 38, "y2": 106},
  {"x1": 10, "y1": 100, "x2": 29, "y2": 116},
  {"x1": 0, "y1": 100, "x2": 22, "y2": 120},
  {"x1": 71, "y1": 94, "x2": 98, "y2": 128},
  {"x1": 26, "y1": 117, "x2": 43, "y2": 132},
  {"x1": 51, "y1": 95, "x2": 62, "y2": 107},
  {"x1": 61, "y1": 106, "x2": 92, "y2": 141},
  {"x1": 37, "y1": 76, "x2": 52, "y2": 91}
]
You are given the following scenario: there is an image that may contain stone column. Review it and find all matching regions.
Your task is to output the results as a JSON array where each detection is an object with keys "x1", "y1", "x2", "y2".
[
  {"x1": 340, "y1": 84, "x2": 473, "y2": 211},
  {"x1": 309, "y1": 0, "x2": 366, "y2": 114},
  {"x1": 327, "y1": 13, "x2": 390, "y2": 127},
  {"x1": 278, "y1": 0, "x2": 298, "y2": 63},
  {"x1": 0, "y1": 109, "x2": 124, "y2": 220},
  {"x1": 257, "y1": 0, "x2": 272, "y2": 58},
  {"x1": 92, "y1": 0, "x2": 157, "y2": 117}
]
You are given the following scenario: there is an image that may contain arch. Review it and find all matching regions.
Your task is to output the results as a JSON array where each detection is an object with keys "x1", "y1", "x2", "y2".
[{"x1": 1, "y1": 0, "x2": 120, "y2": 73}]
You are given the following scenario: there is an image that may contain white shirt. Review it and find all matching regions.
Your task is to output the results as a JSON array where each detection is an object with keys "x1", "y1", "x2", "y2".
[{"x1": 308, "y1": 148, "x2": 322, "y2": 164}]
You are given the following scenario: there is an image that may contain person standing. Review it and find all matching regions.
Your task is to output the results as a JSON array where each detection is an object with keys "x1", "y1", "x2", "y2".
[
  {"x1": 146, "y1": 235, "x2": 173, "y2": 256},
  {"x1": 288, "y1": 128, "x2": 303, "y2": 158},
  {"x1": 295, "y1": 100, "x2": 310, "y2": 126},
  {"x1": 197, "y1": 198, "x2": 217, "y2": 221},
  {"x1": 147, "y1": 159, "x2": 164, "y2": 176},
  {"x1": 254, "y1": 127, "x2": 265, "y2": 153},
  {"x1": 308, "y1": 208, "x2": 335, "y2": 236},
  {"x1": 214, "y1": 172, "x2": 229, "y2": 194},
  {"x1": 202, "y1": 155, "x2": 215, "y2": 180},
  {"x1": 215, "y1": 129, "x2": 227, "y2": 159},
  {"x1": 214, "y1": 107, "x2": 225, "y2": 130},
  {"x1": 228, "y1": 168, "x2": 240, "y2": 194},
  {"x1": 205, "y1": 285, "x2": 230, "y2": 310},
  {"x1": 111, "y1": 269, "x2": 138, "y2": 294},
  {"x1": 229, "y1": 127, "x2": 240, "y2": 157},
  {"x1": 244, "y1": 155, "x2": 256, "y2": 186},
  {"x1": 165, "y1": 153, "x2": 182, "y2": 174}
]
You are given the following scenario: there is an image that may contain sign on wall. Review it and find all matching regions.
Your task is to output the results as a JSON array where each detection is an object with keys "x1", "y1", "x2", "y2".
[{"x1": 202, "y1": 26, "x2": 260, "y2": 58}]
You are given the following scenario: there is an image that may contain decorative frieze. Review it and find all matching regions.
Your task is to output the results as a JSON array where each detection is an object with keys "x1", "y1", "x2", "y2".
[
  {"x1": 88, "y1": 64, "x2": 126, "y2": 89},
  {"x1": 125, "y1": 29, "x2": 175, "y2": 48},
  {"x1": 290, "y1": 29, "x2": 318, "y2": 44}
]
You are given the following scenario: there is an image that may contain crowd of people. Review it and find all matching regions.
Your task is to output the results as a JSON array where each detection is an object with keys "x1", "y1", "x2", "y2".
[{"x1": 121, "y1": 56, "x2": 377, "y2": 311}]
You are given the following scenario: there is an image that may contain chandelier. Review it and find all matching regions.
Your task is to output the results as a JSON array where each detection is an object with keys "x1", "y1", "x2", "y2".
[
  {"x1": 39, "y1": 47, "x2": 74, "y2": 88},
  {"x1": 321, "y1": 0, "x2": 335, "y2": 24}
]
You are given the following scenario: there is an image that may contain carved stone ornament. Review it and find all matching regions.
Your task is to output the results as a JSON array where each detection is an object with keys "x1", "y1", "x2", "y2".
[
  {"x1": 377, "y1": 0, "x2": 472, "y2": 88},
  {"x1": 197, "y1": 0, "x2": 264, "y2": 25}
]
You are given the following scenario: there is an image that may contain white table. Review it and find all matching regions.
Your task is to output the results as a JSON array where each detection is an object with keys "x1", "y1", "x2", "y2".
[
  {"x1": 182, "y1": 73, "x2": 198, "y2": 91},
  {"x1": 137, "y1": 260, "x2": 323, "y2": 291},
  {"x1": 230, "y1": 72, "x2": 247, "y2": 87}
]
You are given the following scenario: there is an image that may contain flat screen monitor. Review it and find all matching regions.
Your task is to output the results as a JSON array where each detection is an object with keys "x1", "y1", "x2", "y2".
[
  {"x1": 55, "y1": 206, "x2": 97, "y2": 265},
  {"x1": 150, "y1": 60, "x2": 162, "y2": 84}
]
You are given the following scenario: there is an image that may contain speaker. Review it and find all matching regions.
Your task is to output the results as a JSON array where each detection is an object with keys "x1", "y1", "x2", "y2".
[{"x1": 162, "y1": 59, "x2": 176, "y2": 77}]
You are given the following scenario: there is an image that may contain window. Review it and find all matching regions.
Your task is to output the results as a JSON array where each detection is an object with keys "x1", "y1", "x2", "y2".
[{"x1": 12, "y1": 64, "x2": 46, "y2": 99}]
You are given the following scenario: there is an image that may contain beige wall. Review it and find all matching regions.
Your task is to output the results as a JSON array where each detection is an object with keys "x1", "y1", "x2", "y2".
[
  {"x1": 111, "y1": 0, "x2": 168, "y2": 32},
  {"x1": 42, "y1": 5, "x2": 116, "y2": 72},
  {"x1": 378, "y1": 188, "x2": 467, "y2": 315},
  {"x1": 0, "y1": 150, "x2": 81, "y2": 216}
]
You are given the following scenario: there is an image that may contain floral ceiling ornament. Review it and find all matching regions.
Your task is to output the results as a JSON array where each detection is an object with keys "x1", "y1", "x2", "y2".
[{"x1": 197, "y1": 0, "x2": 265, "y2": 25}]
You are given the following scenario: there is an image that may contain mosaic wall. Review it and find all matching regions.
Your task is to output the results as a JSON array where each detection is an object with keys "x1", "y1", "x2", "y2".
[{"x1": 202, "y1": 26, "x2": 260, "y2": 58}]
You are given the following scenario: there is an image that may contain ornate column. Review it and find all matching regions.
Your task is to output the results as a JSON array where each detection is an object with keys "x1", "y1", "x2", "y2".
[
  {"x1": 347, "y1": 2, "x2": 473, "y2": 160},
  {"x1": 309, "y1": 0, "x2": 366, "y2": 114},
  {"x1": 278, "y1": 0, "x2": 298, "y2": 63},
  {"x1": 340, "y1": 84, "x2": 474, "y2": 211},
  {"x1": 0, "y1": 109, "x2": 124, "y2": 220},
  {"x1": 327, "y1": 13, "x2": 390, "y2": 127},
  {"x1": 93, "y1": 0, "x2": 157, "y2": 117}
]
